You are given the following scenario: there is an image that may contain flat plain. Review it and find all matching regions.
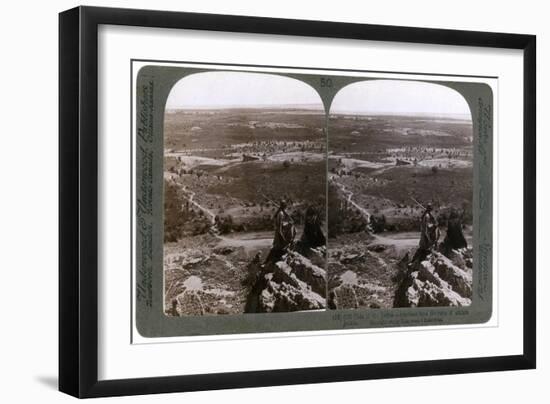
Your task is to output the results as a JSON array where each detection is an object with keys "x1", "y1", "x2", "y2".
[
  {"x1": 327, "y1": 113, "x2": 474, "y2": 309},
  {"x1": 163, "y1": 107, "x2": 327, "y2": 315}
]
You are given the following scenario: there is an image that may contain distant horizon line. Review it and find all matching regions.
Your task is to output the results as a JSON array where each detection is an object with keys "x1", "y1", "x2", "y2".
[
  {"x1": 165, "y1": 105, "x2": 471, "y2": 120},
  {"x1": 166, "y1": 103, "x2": 323, "y2": 111}
]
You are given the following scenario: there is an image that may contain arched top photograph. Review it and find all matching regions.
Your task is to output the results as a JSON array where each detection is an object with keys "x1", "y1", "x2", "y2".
[
  {"x1": 166, "y1": 71, "x2": 323, "y2": 110},
  {"x1": 327, "y1": 78, "x2": 475, "y2": 313},
  {"x1": 162, "y1": 69, "x2": 327, "y2": 318},
  {"x1": 330, "y1": 79, "x2": 472, "y2": 121}
]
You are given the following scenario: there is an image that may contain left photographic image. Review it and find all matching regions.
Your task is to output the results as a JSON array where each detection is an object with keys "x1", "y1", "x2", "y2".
[{"x1": 162, "y1": 71, "x2": 328, "y2": 316}]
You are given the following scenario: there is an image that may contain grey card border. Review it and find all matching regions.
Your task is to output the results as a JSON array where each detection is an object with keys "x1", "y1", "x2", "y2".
[{"x1": 133, "y1": 60, "x2": 494, "y2": 339}]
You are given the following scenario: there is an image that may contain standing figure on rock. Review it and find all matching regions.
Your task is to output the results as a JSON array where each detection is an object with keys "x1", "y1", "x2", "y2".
[
  {"x1": 300, "y1": 204, "x2": 326, "y2": 249},
  {"x1": 441, "y1": 207, "x2": 467, "y2": 254},
  {"x1": 264, "y1": 199, "x2": 296, "y2": 264},
  {"x1": 411, "y1": 202, "x2": 439, "y2": 264}
]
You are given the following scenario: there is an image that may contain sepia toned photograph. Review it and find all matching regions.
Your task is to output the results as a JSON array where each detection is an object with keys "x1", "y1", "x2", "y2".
[
  {"x1": 162, "y1": 71, "x2": 328, "y2": 316},
  {"x1": 161, "y1": 74, "x2": 476, "y2": 318},
  {"x1": 133, "y1": 62, "x2": 492, "y2": 337},
  {"x1": 161, "y1": 73, "x2": 478, "y2": 318},
  {"x1": 327, "y1": 80, "x2": 474, "y2": 310}
]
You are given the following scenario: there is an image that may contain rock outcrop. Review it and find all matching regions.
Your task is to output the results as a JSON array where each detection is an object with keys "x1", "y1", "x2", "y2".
[
  {"x1": 328, "y1": 284, "x2": 359, "y2": 309},
  {"x1": 327, "y1": 240, "x2": 394, "y2": 309},
  {"x1": 245, "y1": 250, "x2": 327, "y2": 313},
  {"x1": 394, "y1": 248, "x2": 473, "y2": 307}
]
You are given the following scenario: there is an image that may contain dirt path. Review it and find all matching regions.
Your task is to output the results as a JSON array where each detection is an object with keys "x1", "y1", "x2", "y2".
[
  {"x1": 182, "y1": 188, "x2": 216, "y2": 225},
  {"x1": 180, "y1": 183, "x2": 275, "y2": 253},
  {"x1": 369, "y1": 232, "x2": 420, "y2": 255},
  {"x1": 216, "y1": 231, "x2": 273, "y2": 253},
  {"x1": 369, "y1": 231, "x2": 473, "y2": 255},
  {"x1": 334, "y1": 182, "x2": 371, "y2": 223}
]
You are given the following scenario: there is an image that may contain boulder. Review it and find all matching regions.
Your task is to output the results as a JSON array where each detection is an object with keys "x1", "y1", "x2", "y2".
[
  {"x1": 395, "y1": 248, "x2": 473, "y2": 307},
  {"x1": 328, "y1": 284, "x2": 358, "y2": 309},
  {"x1": 175, "y1": 291, "x2": 205, "y2": 315},
  {"x1": 431, "y1": 253, "x2": 472, "y2": 298},
  {"x1": 245, "y1": 251, "x2": 327, "y2": 313},
  {"x1": 285, "y1": 252, "x2": 327, "y2": 296},
  {"x1": 212, "y1": 246, "x2": 235, "y2": 255}
]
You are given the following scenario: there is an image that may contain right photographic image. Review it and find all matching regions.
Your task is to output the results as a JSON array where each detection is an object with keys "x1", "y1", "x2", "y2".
[{"x1": 327, "y1": 79, "x2": 474, "y2": 310}]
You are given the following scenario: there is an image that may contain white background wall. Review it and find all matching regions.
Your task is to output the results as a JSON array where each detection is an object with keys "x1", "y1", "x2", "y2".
[{"x1": 0, "y1": 0, "x2": 546, "y2": 402}]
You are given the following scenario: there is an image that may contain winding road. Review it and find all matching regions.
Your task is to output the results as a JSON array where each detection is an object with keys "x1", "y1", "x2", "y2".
[
  {"x1": 181, "y1": 185, "x2": 274, "y2": 252},
  {"x1": 334, "y1": 182, "x2": 371, "y2": 223},
  {"x1": 182, "y1": 188, "x2": 216, "y2": 225}
]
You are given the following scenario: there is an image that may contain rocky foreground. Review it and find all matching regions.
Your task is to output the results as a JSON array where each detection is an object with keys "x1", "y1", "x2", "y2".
[
  {"x1": 394, "y1": 248, "x2": 473, "y2": 307},
  {"x1": 244, "y1": 248, "x2": 327, "y2": 313},
  {"x1": 164, "y1": 234, "x2": 260, "y2": 316},
  {"x1": 166, "y1": 233, "x2": 472, "y2": 315},
  {"x1": 327, "y1": 233, "x2": 397, "y2": 310},
  {"x1": 328, "y1": 231, "x2": 474, "y2": 309}
]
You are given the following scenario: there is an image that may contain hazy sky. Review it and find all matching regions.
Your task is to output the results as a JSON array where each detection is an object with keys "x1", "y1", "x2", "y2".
[
  {"x1": 165, "y1": 71, "x2": 323, "y2": 109},
  {"x1": 166, "y1": 73, "x2": 471, "y2": 118},
  {"x1": 330, "y1": 80, "x2": 471, "y2": 118}
]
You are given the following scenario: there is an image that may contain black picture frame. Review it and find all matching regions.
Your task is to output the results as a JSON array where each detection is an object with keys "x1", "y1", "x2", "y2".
[{"x1": 59, "y1": 6, "x2": 536, "y2": 398}]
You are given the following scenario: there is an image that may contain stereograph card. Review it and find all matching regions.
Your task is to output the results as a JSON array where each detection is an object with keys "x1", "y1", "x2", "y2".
[{"x1": 133, "y1": 62, "x2": 494, "y2": 338}]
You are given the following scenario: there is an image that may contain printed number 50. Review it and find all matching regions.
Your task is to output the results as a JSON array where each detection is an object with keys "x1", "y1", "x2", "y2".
[{"x1": 320, "y1": 77, "x2": 333, "y2": 88}]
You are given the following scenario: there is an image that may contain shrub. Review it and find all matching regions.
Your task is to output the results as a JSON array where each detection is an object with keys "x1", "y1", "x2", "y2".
[
  {"x1": 217, "y1": 214, "x2": 234, "y2": 234},
  {"x1": 164, "y1": 180, "x2": 186, "y2": 242}
]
